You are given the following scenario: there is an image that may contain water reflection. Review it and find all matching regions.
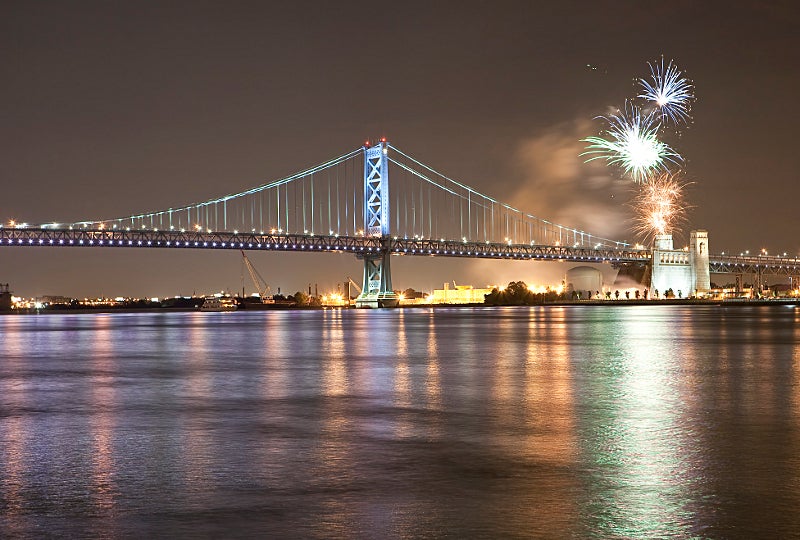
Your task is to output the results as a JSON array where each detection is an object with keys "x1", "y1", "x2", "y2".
[
  {"x1": 522, "y1": 307, "x2": 576, "y2": 467},
  {"x1": 795, "y1": 309, "x2": 800, "y2": 414},
  {"x1": 0, "y1": 306, "x2": 798, "y2": 538},
  {"x1": 518, "y1": 307, "x2": 579, "y2": 534},
  {"x1": 89, "y1": 315, "x2": 119, "y2": 517},
  {"x1": 262, "y1": 312, "x2": 292, "y2": 398},
  {"x1": 180, "y1": 312, "x2": 214, "y2": 511},
  {"x1": 425, "y1": 312, "x2": 442, "y2": 410},
  {"x1": 576, "y1": 307, "x2": 700, "y2": 538},
  {"x1": 0, "y1": 318, "x2": 30, "y2": 534},
  {"x1": 392, "y1": 309, "x2": 413, "y2": 438},
  {"x1": 314, "y1": 309, "x2": 358, "y2": 537},
  {"x1": 321, "y1": 308, "x2": 348, "y2": 396}
]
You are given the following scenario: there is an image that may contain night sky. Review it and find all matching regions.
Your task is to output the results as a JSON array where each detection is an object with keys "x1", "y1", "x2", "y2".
[{"x1": 1, "y1": 1, "x2": 797, "y2": 298}]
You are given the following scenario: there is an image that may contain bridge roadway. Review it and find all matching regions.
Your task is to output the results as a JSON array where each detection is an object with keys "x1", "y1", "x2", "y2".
[
  {"x1": 1, "y1": 228, "x2": 799, "y2": 274},
  {"x1": 709, "y1": 255, "x2": 800, "y2": 276}
]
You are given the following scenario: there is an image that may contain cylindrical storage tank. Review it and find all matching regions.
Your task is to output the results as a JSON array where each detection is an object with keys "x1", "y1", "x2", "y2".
[{"x1": 566, "y1": 266, "x2": 603, "y2": 293}]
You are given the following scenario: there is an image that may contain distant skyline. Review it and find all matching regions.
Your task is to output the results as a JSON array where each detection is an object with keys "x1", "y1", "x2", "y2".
[{"x1": 1, "y1": 1, "x2": 797, "y2": 297}]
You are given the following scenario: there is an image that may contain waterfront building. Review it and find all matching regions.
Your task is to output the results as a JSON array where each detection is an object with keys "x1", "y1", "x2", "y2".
[
  {"x1": 428, "y1": 283, "x2": 493, "y2": 304},
  {"x1": 565, "y1": 266, "x2": 603, "y2": 295},
  {"x1": 0, "y1": 283, "x2": 11, "y2": 311}
]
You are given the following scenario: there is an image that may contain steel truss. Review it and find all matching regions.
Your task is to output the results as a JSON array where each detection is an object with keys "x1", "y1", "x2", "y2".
[
  {"x1": 8, "y1": 230, "x2": 797, "y2": 274},
  {"x1": 1, "y1": 228, "x2": 651, "y2": 263},
  {"x1": 389, "y1": 238, "x2": 651, "y2": 263},
  {"x1": 0, "y1": 228, "x2": 381, "y2": 254},
  {"x1": 709, "y1": 255, "x2": 800, "y2": 276}
]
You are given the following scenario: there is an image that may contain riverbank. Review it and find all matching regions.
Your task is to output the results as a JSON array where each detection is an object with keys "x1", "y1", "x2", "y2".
[{"x1": 2, "y1": 297, "x2": 798, "y2": 315}]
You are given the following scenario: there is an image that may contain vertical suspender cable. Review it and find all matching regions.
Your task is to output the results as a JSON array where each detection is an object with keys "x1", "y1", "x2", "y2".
[
  {"x1": 336, "y1": 162, "x2": 340, "y2": 233},
  {"x1": 310, "y1": 173, "x2": 314, "y2": 233},
  {"x1": 327, "y1": 170, "x2": 331, "y2": 234},
  {"x1": 428, "y1": 183, "x2": 432, "y2": 239}
]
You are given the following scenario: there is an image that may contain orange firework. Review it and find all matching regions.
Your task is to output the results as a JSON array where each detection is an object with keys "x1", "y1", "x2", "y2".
[{"x1": 632, "y1": 172, "x2": 690, "y2": 244}]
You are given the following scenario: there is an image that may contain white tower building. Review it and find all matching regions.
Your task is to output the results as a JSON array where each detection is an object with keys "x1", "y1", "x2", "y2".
[
  {"x1": 690, "y1": 230, "x2": 710, "y2": 294},
  {"x1": 650, "y1": 230, "x2": 711, "y2": 297}
]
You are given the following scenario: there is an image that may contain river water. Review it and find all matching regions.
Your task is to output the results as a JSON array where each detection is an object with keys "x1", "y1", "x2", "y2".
[{"x1": 1, "y1": 306, "x2": 799, "y2": 538}]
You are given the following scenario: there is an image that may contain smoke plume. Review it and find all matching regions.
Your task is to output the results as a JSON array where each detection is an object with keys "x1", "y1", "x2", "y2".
[{"x1": 505, "y1": 118, "x2": 633, "y2": 243}]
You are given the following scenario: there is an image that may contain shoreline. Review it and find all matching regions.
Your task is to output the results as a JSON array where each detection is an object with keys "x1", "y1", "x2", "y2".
[{"x1": 2, "y1": 298, "x2": 798, "y2": 315}]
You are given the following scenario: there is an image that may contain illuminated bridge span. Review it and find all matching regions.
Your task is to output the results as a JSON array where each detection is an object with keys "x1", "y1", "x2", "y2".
[
  {"x1": 22, "y1": 143, "x2": 626, "y2": 249},
  {"x1": 708, "y1": 255, "x2": 800, "y2": 276},
  {"x1": 5, "y1": 227, "x2": 791, "y2": 271},
  {"x1": 0, "y1": 228, "x2": 650, "y2": 262},
  {"x1": 2, "y1": 141, "x2": 798, "y2": 305}
]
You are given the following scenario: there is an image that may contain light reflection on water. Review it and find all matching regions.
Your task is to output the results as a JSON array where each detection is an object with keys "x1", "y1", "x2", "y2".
[
  {"x1": 1, "y1": 306, "x2": 799, "y2": 538},
  {"x1": 89, "y1": 315, "x2": 117, "y2": 519},
  {"x1": 576, "y1": 308, "x2": 701, "y2": 538}
]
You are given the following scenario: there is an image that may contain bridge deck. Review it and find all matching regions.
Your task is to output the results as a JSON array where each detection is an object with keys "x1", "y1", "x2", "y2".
[
  {"x1": 2, "y1": 228, "x2": 799, "y2": 273},
  {"x1": 2, "y1": 228, "x2": 648, "y2": 263}
]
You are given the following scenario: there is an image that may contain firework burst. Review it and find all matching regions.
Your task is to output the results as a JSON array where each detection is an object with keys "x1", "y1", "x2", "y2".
[
  {"x1": 638, "y1": 58, "x2": 694, "y2": 126},
  {"x1": 582, "y1": 104, "x2": 682, "y2": 182},
  {"x1": 632, "y1": 172, "x2": 690, "y2": 243}
]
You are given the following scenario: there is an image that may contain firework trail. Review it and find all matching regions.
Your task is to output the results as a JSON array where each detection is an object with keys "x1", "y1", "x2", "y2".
[
  {"x1": 638, "y1": 58, "x2": 694, "y2": 126},
  {"x1": 582, "y1": 104, "x2": 682, "y2": 182},
  {"x1": 632, "y1": 172, "x2": 690, "y2": 243}
]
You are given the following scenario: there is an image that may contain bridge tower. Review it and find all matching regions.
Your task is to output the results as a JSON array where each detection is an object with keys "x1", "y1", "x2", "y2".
[
  {"x1": 355, "y1": 141, "x2": 399, "y2": 308},
  {"x1": 690, "y1": 230, "x2": 710, "y2": 294},
  {"x1": 650, "y1": 230, "x2": 711, "y2": 297}
]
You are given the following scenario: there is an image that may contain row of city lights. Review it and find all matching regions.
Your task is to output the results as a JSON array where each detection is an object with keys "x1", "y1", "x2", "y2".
[
  {"x1": 4, "y1": 222, "x2": 626, "y2": 250},
  {"x1": 7, "y1": 239, "x2": 798, "y2": 270},
  {"x1": 5, "y1": 220, "x2": 799, "y2": 260},
  {"x1": 4, "y1": 238, "x2": 798, "y2": 266},
  {"x1": 7, "y1": 218, "x2": 627, "y2": 246},
  {"x1": 2, "y1": 230, "x2": 632, "y2": 252},
  {"x1": 0, "y1": 236, "x2": 646, "y2": 262},
  {"x1": 719, "y1": 248, "x2": 791, "y2": 258}
]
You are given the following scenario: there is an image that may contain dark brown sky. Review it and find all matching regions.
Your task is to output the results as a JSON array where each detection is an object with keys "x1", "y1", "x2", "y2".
[{"x1": 1, "y1": 1, "x2": 798, "y2": 297}]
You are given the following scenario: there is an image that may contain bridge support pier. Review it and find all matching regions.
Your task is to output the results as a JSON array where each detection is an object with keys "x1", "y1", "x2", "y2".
[{"x1": 355, "y1": 244, "x2": 399, "y2": 308}]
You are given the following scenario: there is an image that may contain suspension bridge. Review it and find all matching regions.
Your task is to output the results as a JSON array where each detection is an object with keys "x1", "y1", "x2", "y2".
[{"x1": 1, "y1": 141, "x2": 798, "y2": 306}]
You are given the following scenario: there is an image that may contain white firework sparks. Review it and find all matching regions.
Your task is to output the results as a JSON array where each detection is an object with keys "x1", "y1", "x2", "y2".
[
  {"x1": 638, "y1": 58, "x2": 694, "y2": 125},
  {"x1": 582, "y1": 104, "x2": 682, "y2": 182}
]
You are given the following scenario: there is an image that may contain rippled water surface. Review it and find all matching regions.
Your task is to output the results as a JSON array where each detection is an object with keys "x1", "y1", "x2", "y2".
[{"x1": 1, "y1": 306, "x2": 799, "y2": 538}]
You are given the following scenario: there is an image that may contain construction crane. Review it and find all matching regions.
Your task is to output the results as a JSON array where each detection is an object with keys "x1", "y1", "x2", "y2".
[
  {"x1": 346, "y1": 276, "x2": 362, "y2": 294},
  {"x1": 241, "y1": 250, "x2": 271, "y2": 300},
  {"x1": 345, "y1": 276, "x2": 363, "y2": 306}
]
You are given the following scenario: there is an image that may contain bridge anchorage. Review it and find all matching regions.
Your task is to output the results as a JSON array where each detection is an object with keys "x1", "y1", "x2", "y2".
[{"x1": 646, "y1": 230, "x2": 710, "y2": 298}]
